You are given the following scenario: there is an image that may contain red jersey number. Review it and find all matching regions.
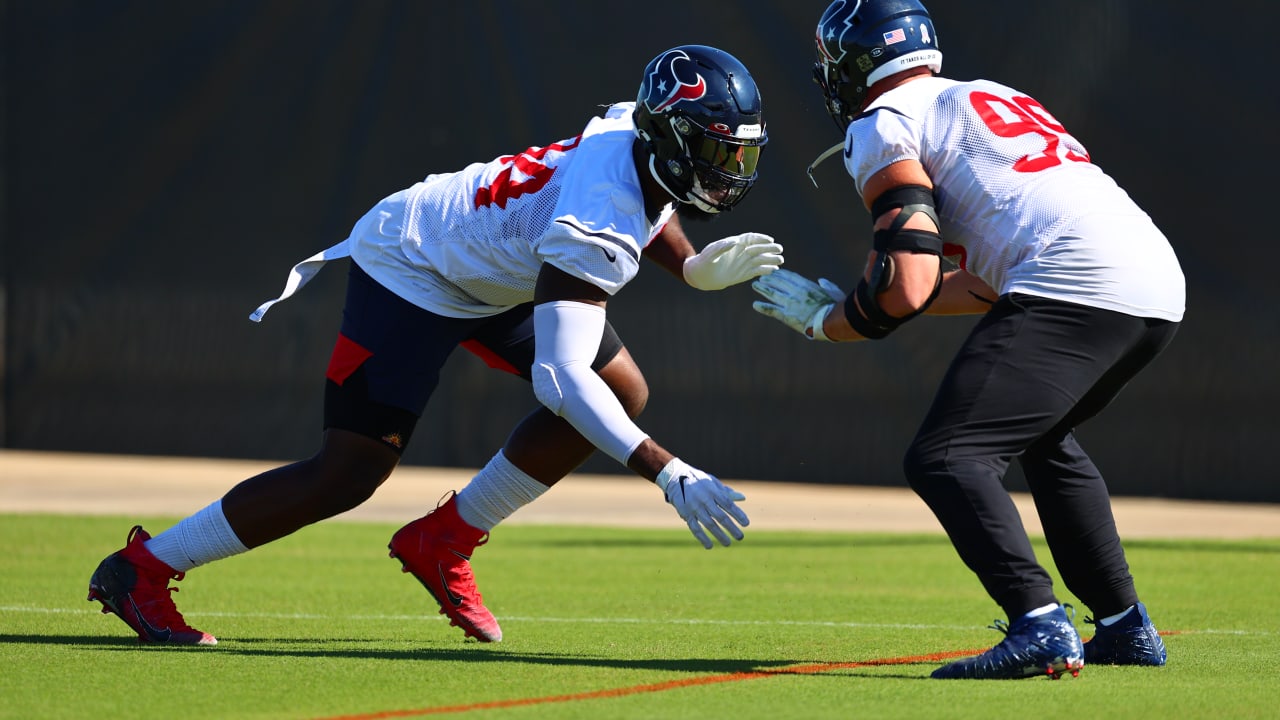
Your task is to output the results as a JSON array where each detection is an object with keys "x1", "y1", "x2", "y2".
[
  {"x1": 969, "y1": 91, "x2": 1089, "y2": 173},
  {"x1": 474, "y1": 135, "x2": 583, "y2": 210}
]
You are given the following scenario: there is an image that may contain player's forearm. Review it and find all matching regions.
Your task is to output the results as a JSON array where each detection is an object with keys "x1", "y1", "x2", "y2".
[
  {"x1": 625, "y1": 439, "x2": 676, "y2": 482},
  {"x1": 926, "y1": 270, "x2": 997, "y2": 315},
  {"x1": 820, "y1": 298, "x2": 871, "y2": 342},
  {"x1": 642, "y1": 216, "x2": 695, "y2": 281},
  {"x1": 642, "y1": 242, "x2": 692, "y2": 280}
]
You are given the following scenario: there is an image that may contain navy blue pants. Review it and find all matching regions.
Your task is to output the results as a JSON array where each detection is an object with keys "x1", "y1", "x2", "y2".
[
  {"x1": 323, "y1": 262, "x2": 623, "y2": 454},
  {"x1": 903, "y1": 293, "x2": 1178, "y2": 620}
]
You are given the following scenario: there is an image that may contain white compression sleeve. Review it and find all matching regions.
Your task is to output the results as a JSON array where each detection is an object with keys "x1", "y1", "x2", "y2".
[
  {"x1": 454, "y1": 450, "x2": 549, "y2": 531},
  {"x1": 143, "y1": 499, "x2": 248, "y2": 572},
  {"x1": 531, "y1": 301, "x2": 649, "y2": 464}
]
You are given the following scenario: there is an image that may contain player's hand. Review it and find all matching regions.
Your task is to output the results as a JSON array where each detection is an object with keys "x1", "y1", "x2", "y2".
[
  {"x1": 683, "y1": 232, "x2": 784, "y2": 291},
  {"x1": 655, "y1": 458, "x2": 750, "y2": 549},
  {"x1": 751, "y1": 269, "x2": 843, "y2": 341}
]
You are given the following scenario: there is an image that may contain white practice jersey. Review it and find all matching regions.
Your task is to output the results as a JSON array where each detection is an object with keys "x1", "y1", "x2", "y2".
[
  {"x1": 843, "y1": 77, "x2": 1184, "y2": 322},
  {"x1": 250, "y1": 102, "x2": 675, "y2": 322}
]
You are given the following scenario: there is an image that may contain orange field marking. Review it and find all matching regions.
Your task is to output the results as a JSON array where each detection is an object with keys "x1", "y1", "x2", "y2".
[
  {"x1": 317, "y1": 631, "x2": 1183, "y2": 719},
  {"x1": 316, "y1": 648, "x2": 983, "y2": 720}
]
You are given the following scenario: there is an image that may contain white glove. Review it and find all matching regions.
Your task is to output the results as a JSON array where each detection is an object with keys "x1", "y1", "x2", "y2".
[
  {"x1": 751, "y1": 269, "x2": 845, "y2": 341},
  {"x1": 683, "y1": 232, "x2": 784, "y2": 291},
  {"x1": 655, "y1": 458, "x2": 750, "y2": 549}
]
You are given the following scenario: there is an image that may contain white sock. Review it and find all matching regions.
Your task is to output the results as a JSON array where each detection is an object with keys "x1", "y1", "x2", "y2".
[
  {"x1": 1023, "y1": 603, "x2": 1059, "y2": 619},
  {"x1": 1098, "y1": 605, "x2": 1135, "y2": 626},
  {"x1": 144, "y1": 499, "x2": 249, "y2": 572},
  {"x1": 454, "y1": 450, "x2": 549, "y2": 531}
]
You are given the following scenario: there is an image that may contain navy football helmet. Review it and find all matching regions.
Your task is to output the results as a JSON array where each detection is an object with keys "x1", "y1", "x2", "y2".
[
  {"x1": 814, "y1": 0, "x2": 942, "y2": 130},
  {"x1": 634, "y1": 45, "x2": 766, "y2": 213}
]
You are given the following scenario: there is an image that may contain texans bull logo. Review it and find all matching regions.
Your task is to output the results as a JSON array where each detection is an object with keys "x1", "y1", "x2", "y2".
[
  {"x1": 642, "y1": 48, "x2": 707, "y2": 113},
  {"x1": 816, "y1": 0, "x2": 863, "y2": 65}
]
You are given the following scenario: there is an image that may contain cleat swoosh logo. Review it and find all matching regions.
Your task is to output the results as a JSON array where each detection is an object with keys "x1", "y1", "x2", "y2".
[
  {"x1": 437, "y1": 564, "x2": 465, "y2": 607},
  {"x1": 128, "y1": 596, "x2": 172, "y2": 642}
]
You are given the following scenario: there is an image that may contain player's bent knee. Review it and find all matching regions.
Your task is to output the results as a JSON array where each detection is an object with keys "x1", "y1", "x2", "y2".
[
  {"x1": 615, "y1": 379, "x2": 648, "y2": 419},
  {"x1": 306, "y1": 432, "x2": 400, "y2": 514},
  {"x1": 315, "y1": 462, "x2": 391, "y2": 516},
  {"x1": 599, "y1": 363, "x2": 648, "y2": 418},
  {"x1": 902, "y1": 442, "x2": 948, "y2": 490}
]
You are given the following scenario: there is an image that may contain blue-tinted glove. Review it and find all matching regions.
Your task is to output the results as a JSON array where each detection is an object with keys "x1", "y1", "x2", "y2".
[
  {"x1": 751, "y1": 269, "x2": 844, "y2": 341},
  {"x1": 656, "y1": 458, "x2": 750, "y2": 549}
]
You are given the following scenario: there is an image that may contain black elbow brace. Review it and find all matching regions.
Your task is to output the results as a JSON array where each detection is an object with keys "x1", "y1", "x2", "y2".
[
  {"x1": 845, "y1": 266, "x2": 944, "y2": 340},
  {"x1": 870, "y1": 185, "x2": 944, "y2": 256},
  {"x1": 849, "y1": 185, "x2": 946, "y2": 339},
  {"x1": 844, "y1": 284, "x2": 895, "y2": 339}
]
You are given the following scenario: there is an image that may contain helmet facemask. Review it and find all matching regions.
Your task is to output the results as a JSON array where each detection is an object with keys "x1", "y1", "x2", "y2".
[{"x1": 812, "y1": 55, "x2": 860, "y2": 132}]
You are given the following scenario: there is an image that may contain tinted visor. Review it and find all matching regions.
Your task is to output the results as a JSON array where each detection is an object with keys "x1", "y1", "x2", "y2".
[
  {"x1": 696, "y1": 136, "x2": 763, "y2": 179},
  {"x1": 690, "y1": 142, "x2": 763, "y2": 211}
]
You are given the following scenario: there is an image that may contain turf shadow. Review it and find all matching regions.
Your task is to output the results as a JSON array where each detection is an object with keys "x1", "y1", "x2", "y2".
[
  {"x1": 22, "y1": 633, "x2": 803, "y2": 672},
  {"x1": 0, "y1": 633, "x2": 958, "y2": 680}
]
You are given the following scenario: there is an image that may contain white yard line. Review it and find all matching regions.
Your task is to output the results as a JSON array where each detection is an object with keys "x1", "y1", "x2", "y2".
[{"x1": 3, "y1": 604, "x2": 1275, "y2": 637}]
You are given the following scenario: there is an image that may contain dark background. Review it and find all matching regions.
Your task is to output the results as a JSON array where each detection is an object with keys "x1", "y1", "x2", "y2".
[{"x1": 3, "y1": 1, "x2": 1276, "y2": 502}]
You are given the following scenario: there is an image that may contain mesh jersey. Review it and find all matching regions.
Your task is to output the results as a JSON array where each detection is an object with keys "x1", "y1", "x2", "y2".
[
  {"x1": 350, "y1": 102, "x2": 676, "y2": 318},
  {"x1": 844, "y1": 77, "x2": 1184, "y2": 322}
]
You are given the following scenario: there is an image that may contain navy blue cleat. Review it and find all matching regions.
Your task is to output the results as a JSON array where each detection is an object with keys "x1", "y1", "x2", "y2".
[
  {"x1": 932, "y1": 605, "x2": 1084, "y2": 680},
  {"x1": 1083, "y1": 602, "x2": 1167, "y2": 666}
]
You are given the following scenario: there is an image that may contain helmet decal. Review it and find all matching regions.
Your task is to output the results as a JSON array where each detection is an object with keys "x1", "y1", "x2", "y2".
[
  {"x1": 642, "y1": 49, "x2": 708, "y2": 113},
  {"x1": 817, "y1": 0, "x2": 862, "y2": 65}
]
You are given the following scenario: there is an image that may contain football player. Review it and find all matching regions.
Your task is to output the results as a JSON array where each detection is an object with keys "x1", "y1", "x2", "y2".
[
  {"x1": 89, "y1": 45, "x2": 780, "y2": 645},
  {"x1": 752, "y1": 0, "x2": 1183, "y2": 679}
]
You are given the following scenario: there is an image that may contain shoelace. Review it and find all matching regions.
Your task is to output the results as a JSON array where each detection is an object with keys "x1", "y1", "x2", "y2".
[
  {"x1": 136, "y1": 570, "x2": 199, "y2": 631},
  {"x1": 430, "y1": 491, "x2": 488, "y2": 549},
  {"x1": 986, "y1": 603, "x2": 1077, "y2": 637}
]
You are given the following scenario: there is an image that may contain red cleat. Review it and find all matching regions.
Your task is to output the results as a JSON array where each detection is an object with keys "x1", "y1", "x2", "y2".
[
  {"x1": 88, "y1": 526, "x2": 217, "y2": 646},
  {"x1": 389, "y1": 493, "x2": 502, "y2": 642}
]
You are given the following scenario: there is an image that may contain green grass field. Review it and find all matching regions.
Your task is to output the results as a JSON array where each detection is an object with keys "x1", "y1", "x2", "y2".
[{"x1": 2, "y1": 514, "x2": 1278, "y2": 719}]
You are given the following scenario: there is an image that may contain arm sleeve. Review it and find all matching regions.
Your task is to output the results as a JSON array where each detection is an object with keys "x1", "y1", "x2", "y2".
[{"x1": 530, "y1": 301, "x2": 649, "y2": 464}]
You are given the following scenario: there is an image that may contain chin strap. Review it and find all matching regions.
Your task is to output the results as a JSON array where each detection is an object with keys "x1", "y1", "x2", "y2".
[{"x1": 806, "y1": 142, "x2": 845, "y2": 188}]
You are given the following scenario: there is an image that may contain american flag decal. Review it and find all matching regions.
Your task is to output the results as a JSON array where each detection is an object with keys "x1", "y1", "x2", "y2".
[{"x1": 883, "y1": 28, "x2": 906, "y2": 45}]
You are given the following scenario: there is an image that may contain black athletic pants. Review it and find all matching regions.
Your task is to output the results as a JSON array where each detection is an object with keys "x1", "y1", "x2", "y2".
[{"x1": 903, "y1": 293, "x2": 1179, "y2": 621}]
